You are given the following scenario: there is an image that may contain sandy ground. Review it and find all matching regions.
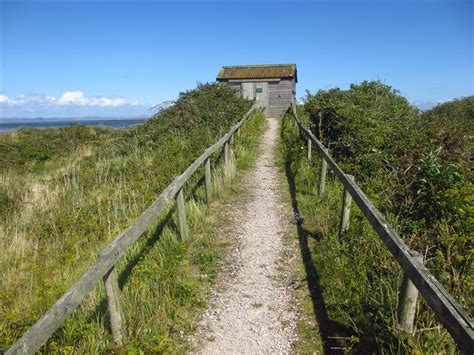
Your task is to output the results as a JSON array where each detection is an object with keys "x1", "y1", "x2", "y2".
[{"x1": 192, "y1": 117, "x2": 298, "y2": 354}]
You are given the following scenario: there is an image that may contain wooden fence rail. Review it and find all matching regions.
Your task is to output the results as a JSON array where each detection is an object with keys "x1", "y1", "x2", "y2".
[
  {"x1": 6, "y1": 105, "x2": 257, "y2": 355},
  {"x1": 288, "y1": 104, "x2": 474, "y2": 353}
]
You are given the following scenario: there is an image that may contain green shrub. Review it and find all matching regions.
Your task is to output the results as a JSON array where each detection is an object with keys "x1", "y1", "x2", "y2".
[{"x1": 294, "y1": 85, "x2": 473, "y2": 351}]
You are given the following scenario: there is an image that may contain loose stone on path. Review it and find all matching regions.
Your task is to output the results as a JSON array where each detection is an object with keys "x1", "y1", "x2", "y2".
[{"x1": 193, "y1": 117, "x2": 297, "y2": 354}]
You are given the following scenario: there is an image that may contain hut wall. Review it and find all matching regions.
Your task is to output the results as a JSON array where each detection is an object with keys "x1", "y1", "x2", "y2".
[
  {"x1": 267, "y1": 78, "x2": 295, "y2": 118},
  {"x1": 220, "y1": 77, "x2": 296, "y2": 118}
]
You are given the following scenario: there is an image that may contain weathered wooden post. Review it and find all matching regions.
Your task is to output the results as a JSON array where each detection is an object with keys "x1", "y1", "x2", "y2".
[
  {"x1": 292, "y1": 105, "x2": 298, "y2": 128},
  {"x1": 204, "y1": 157, "x2": 212, "y2": 203},
  {"x1": 229, "y1": 134, "x2": 234, "y2": 145},
  {"x1": 176, "y1": 188, "x2": 188, "y2": 240},
  {"x1": 307, "y1": 138, "x2": 312, "y2": 160},
  {"x1": 338, "y1": 174, "x2": 354, "y2": 239},
  {"x1": 224, "y1": 141, "x2": 229, "y2": 166},
  {"x1": 103, "y1": 266, "x2": 124, "y2": 347},
  {"x1": 318, "y1": 159, "x2": 328, "y2": 197},
  {"x1": 397, "y1": 252, "x2": 423, "y2": 332}
]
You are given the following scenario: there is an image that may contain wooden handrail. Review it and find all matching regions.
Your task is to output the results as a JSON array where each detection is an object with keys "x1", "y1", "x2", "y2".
[
  {"x1": 288, "y1": 104, "x2": 474, "y2": 353},
  {"x1": 6, "y1": 105, "x2": 257, "y2": 355}
]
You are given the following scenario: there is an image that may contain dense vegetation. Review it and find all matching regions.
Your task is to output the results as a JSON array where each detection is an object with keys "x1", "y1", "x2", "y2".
[
  {"x1": 280, "y1": 83, "x2": 472, "y2": 352},
  {"x1": 2, "y1": 78, "x2": 471, "y2": 352},
  {"x1": 0, "y1": 83, "x2": 265, "y2": 352}
]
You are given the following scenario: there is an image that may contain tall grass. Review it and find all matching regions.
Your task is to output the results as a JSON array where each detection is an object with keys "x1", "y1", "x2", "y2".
[
  {"x1": 278, "y1": 111, "x2": 459, "y2": 352},
  {"x1": 0, "y1": 83, "x2": 265, "y2": 352}
]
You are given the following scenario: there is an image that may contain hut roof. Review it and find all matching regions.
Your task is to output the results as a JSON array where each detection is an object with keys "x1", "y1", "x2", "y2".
[{"x1": 216, "y1": 64, "x2": 297, "y2": 82}]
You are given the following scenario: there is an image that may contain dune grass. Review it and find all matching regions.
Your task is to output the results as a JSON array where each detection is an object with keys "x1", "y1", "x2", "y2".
[{"x1": 0, "y1": 83, "x2": 265, "y2": 352}]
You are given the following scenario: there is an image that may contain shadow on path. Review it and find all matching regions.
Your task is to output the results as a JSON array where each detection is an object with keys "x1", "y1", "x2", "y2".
[{"x1": 284, "y1": 159, "x2": 354, "y2": 354}]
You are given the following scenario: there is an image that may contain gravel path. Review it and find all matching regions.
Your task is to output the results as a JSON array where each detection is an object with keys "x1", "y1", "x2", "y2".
[{"x1": 193, "y1": 117, "x2": 297, "y2": 354}]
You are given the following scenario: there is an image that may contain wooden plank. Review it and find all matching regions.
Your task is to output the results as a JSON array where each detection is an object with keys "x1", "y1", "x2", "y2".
[
  {"x1": 269, "y1": 99, "x2": 292, "y2": 104},
  {"x1": 268, "y1": 97, "x2": 291, "y2": 101},
  {"x1": 268, "y1": 93, "x2": 293, "y2": 98},
  {"x1": 289, "y1": 106, "x2": 474, "y2": 352},
  {"x1": 103, "y1": 266, "x2": 124, "y2": 347},
  {"x1": 6, "y1": 105, "x2": 258, "y2": 355},
  {"x1": 269, "y1": 92, "x2": 293, "y2": 96},
  {"x1": 269, "y1": 83, "x2": 293, "y2": 88},
  {"x1": 270, "y1": 103, "x2": 292, "y2": 107},
  {"x1": 270, "y1": 94, "x2": 293, "y2": 97},
  {"x1": 268, "y1": 81, "x2": 293, "y2": 88},
  {"x1": 268, "y1": 86, "x2": 293, "y2": 92}
]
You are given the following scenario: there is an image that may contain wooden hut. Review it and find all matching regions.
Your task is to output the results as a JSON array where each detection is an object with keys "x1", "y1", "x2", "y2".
[{"x1": 216, "y1": 64, "x2": 297, "y2": 118}]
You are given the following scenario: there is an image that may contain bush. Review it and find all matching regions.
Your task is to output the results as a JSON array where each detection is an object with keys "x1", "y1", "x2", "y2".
[{"x1": 299, "y1": 84, "x2": 473, "y2": 351}]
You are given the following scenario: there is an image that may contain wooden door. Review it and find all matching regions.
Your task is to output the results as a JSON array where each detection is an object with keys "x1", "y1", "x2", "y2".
[
  {"x1": 242, "y1": 82, "x2": 255, "y2": 100},
  {"x1": 255, "y1": 82, "x2": 268, "y2": 109}
]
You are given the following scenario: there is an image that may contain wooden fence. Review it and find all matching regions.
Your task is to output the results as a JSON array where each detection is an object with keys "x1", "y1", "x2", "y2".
[
  {"x1": 5, "y1": 106, "x2": 258, "y2": 354},
  {"x1": 288, "y1": 104, "x2": 474, "y2": 353}
]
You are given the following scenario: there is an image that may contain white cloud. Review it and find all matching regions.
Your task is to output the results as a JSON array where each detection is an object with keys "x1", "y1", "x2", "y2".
[
  {"x1": 90, "y1": 96, "x2": 128, "y2": 107},
  {"x1": 0, "y1": 94, "x2": 24, "y2": 105},
  {"x1": 0, "y1": 91, "x2": 142, "y2": 108},
  {"x1": 1, "y1": 91, "x2": 151, "y2": 119},
  {"x1": 57, "y1": 91, "x2": 89, "y2": 105},
  {"x1": 57, "y1": 91, "x2": 132, "y2": 107}
]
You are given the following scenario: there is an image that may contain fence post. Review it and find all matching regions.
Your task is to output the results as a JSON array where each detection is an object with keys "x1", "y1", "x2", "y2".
[
  {"x1": 103, "y1": 266, "x2": 124, "y2": 347},
  {"x1": 318, "y1": 159, "x2": 328, "y2": 197},
  {"x1": 397, "y1": 252, "x2": 423, "y2": 332},
  {"x1": 224, "y1": 141, "x2": 229, "y2": 166},
  {"x1": 338, "y1": 174, "x2": 354, "y2": 239},
  {"x1": 204, "y1": 157, "x2": 212, "y2": 203},
  {"x1": 307, "y1": 138, "x2": 312, "y2": 160},
  {"x1": 229, "y1": 134, "x2": 234, "y2": 145},
  {"x1": 176, "y1": 188, "x2": 188, "y2": 240}
]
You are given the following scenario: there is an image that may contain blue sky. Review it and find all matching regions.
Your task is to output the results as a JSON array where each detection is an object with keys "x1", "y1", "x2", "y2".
[{"x1": 1, "y1": 0, "x2": 472, "y2": 118}]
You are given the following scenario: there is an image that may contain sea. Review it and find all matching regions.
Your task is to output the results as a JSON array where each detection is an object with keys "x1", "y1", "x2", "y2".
[{"x1": 0, "y1": 118, "x2": 147, "y2": 132}]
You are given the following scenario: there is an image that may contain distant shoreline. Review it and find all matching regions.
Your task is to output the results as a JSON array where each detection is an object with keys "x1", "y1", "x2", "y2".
[
  {"x1": 0, "y1": 118, "x2": 148, "y2": 133},
  {"x1": 0, "y1": 117, "x2": 148, "y2": 124}
]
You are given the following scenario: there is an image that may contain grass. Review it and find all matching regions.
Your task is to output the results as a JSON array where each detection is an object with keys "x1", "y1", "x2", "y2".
[
  {"x1": 277, "y1": 111, "x2": 460, "y2": 353},
  {"x1": 279, "y1": 210, "x2": 326, "y2": 354},
  {"x1": 0, "y1": 83, "x2": 265, "y2": 352}
]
